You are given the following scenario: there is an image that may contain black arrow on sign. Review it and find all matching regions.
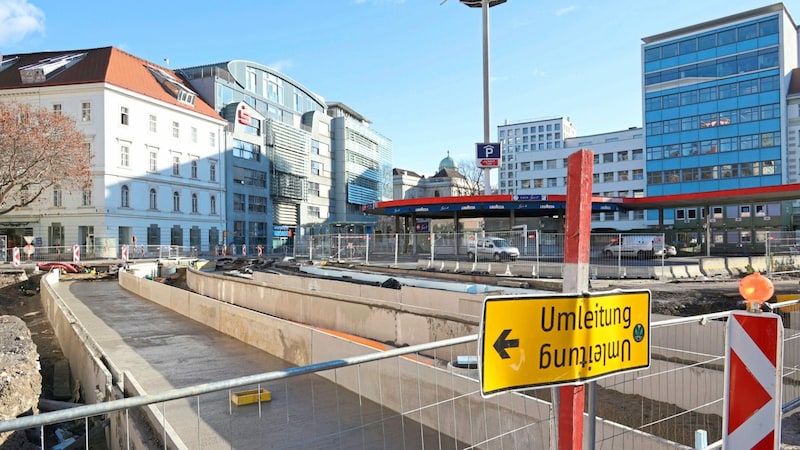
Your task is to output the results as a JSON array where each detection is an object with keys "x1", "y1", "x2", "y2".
[{"x1": 493, "y1": 329, "x2": 519, "y2": 359}]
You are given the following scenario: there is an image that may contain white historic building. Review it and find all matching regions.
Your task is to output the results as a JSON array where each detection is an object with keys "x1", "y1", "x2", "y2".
[
  {"x1": 498, "y1": 117, "x2": 650, "y2": 231},
  {"x1": 0, "y1": 47, "x2": 227, "y2": 256}
]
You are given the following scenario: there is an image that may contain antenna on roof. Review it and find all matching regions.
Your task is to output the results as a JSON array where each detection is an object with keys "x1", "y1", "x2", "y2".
[{"x1": 164, "y1": 58, "x2": 170, "y2": 67}]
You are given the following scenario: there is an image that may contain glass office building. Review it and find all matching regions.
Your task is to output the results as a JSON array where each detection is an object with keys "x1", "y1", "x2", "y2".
[
  {"x1": 641, "y1": 4, "x2": 798, "y2": 247},
  {"x1": 642, "y1": 3, "x2": 798, "y2": 249}
]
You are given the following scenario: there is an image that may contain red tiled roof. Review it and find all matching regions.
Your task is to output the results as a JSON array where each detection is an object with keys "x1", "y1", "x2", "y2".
[{"x1": 0, "y1": 46, "x2": 222, "y2": 121}]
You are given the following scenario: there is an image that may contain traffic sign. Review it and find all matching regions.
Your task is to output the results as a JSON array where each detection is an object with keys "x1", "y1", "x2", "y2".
[
  {"x1": 476, "y1": 142, "x2": 501, "y2": 169},
  {"x1": 723, "y1": 311, "x2": 783, "y2": 449},
  {"x1": 479, "y1": 290, "x2": 651, "y2": 396},
  {"x1": 476, "y1": 142, "x2": 500, "y2": 159}
]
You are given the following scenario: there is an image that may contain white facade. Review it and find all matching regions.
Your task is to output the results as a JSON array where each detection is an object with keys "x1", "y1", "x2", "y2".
[
  {"x1": 0, "y1": 49, "x2": 227, "y2": 255},
  {"x1": 498, "y1": 117, "x2": 651, "y2": 231}
]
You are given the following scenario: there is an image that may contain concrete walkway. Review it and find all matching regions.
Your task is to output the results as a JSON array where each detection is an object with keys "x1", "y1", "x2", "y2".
[{"x1": 52, "y1": 279, "x2": 460, "y2": 449}]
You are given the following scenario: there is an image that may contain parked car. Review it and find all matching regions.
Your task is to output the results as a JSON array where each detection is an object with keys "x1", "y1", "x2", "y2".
[
  {"x1": 655, "y1": 244, "x2": 677, "y2": 258},
  {"x1": 467, "y1": 237, "x2": 520, "y2": 261}
]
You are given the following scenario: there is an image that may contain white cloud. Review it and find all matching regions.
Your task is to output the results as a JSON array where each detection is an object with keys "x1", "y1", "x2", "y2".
[
  {"x1": 0, "y1": 0, "x2": 45, "y2": 46},
  {"x1": 556, "y1": 6, "x2": 576, "y2": 16},
  {"x1": 268, "y1": 59, "x2": 294, "y2": 73}
]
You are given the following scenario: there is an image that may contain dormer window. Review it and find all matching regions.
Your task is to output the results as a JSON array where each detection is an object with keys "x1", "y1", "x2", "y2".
[
  {"x1": 0, "y1": 56, "x2": 19, "y2": 73},
  {"x1": 18, "y1": 53, "x2": 85, "y2": 83},
  {"x1": 147, "y1": 66, "x2": 196, "y2": 106}
]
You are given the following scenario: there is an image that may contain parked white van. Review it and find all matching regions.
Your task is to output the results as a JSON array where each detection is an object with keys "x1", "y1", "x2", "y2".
[
  {"x1": 467, "y1": 237, "x2": 520, "y2": 261},
  {"x1": 602, "y1": 235, "x2": 668, "y2": 259}
]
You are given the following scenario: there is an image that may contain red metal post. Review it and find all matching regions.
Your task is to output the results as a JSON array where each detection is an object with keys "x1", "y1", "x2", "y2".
[{"x1": 558, "y1": 149, "x2": 594, "y2": 449}]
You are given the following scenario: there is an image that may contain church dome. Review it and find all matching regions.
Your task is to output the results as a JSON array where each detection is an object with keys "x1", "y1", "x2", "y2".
[{"x1": 438, "y1": 151, "x2": 458, "y2": 171}]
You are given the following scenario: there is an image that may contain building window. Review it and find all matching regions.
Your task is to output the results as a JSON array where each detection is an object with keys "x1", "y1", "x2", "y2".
[
  {"x1": 618, "y1": 171, "x2": 629, "y2": 181},
  {"x1": 210, "y1": 195, "x2": 216, "y2": 214},
  {"x1": 81, "y1": 102, "x2": 91, "y2": 122},
  {"x1": 52, "y1": 104, "x2": 61, "y2": 114},
  {"x1": 172, "y1": 156, "x2": 180, "y2": 175},
  {"x1": 603, "y1": 172, "x2": 614, "y2": 182},
  {"x1": 172, "y1": 121, "x2": 180, "y2": 138},
  {"x1": 308, "y1": 181, "x2": 320, "y2": 197},
  {"x1": 120, "y1": 106, "x2": 129, "y2": 125},
  {"x1": 209, "y1": 162, "x2": 217, "y2": 181},
  {"x1": 173, "y1": 191, "x2": 180, "y2": 212},
  {"x1": 233, "y1": 193, "x2": 245, "y2": 212},
  {"x1": 248, "y1": 195, "x2": 267, "y2": 213},
  {"x1": 149, "y1": 114, "x2": 157, "y2": 132},
  {"x1": 546, "y1": 159, "x2": 557, "y2": 169},
  {"x1": 149, "y1": 188, "x2": 157, "y2": 210},
  {"x1": 120, "y1": 143, "x2": 130, "y2": 167},
  {"x1": 740, "y1": 205, "x2": 751, "y2": 218},
  {"x1": 308, "y1": 206, "x2": 321, "y2": 218},
  {"x1": 632, "y1": 149, "x2": 643, "y2": 160},
  {"x1": 82, "y1": 188, "x2": 92, "y2": 206},
  {"x1": 547, "y1": 178, "x2": 557, "y2": 187},
  {"x1": 149, "y1": 149, "x2": 158, "y2": 172},
  {"x1": 232, "y1": 139, "x2": 261, "y2": 161},
  {"x1": 603, "y1": 153, "x2": 613, "y2": 163},
  {"x1": 191, "y1": 193, "x2": 198, "y2": 213},
  {"x1": 311, "y1": 161, "x2": 323, "y2": 176},
  {"x1": 191, "y1": 127, "x2": 197, "y2": 143},
  {"x1": 209, "y1": 132, "x2": 215, "y2": 147},
  {"x1": 53, "y1": 186, "x2": 62, "y2": 207},
  {"x1": 191, "y1": 159, "x2": 198, "y2": 178},
  {"x1": 121, "y1": 185, "x2": 130, "y2": 208},
  {"x1": 632, "y1": 169, "x2": 643, "y2": 180}
]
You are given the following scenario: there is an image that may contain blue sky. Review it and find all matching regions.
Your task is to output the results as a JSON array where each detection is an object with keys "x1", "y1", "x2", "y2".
[{"x1": 1, "y1": 0, "x2": 798, "y2": 177}]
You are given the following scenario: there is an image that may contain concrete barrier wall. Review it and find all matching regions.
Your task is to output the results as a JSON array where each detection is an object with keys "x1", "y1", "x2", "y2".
[
  {"x1": 726, "y1": 257, "x2": 750, "y2": 276},
  {"x1": 699, "y1": 257, "x2": 730, "y2": 277},
  {"x1": 123, "y1": 270, "x2": 688, "y2": 448},
  {"x1": 119, "y1": 271, "x2": 557, "y2": 446},
  {"x1": 40, "y1": 270, "x2": 112, "y2": 406}
]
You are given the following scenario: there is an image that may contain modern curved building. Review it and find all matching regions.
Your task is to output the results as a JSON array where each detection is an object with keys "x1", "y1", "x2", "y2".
[
  {"x1": 180, "y1": 62, "x2": 393, "y2": 249},
  {"x1": 180, "y1": 60, "x2": 333, "y2": 250}
]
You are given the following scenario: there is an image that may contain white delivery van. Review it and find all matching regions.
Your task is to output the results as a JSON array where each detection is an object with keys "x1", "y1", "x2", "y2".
[
  {"x1": 602, "y1": 235, "x2": 665, "y2": 259},
  {"x1": 467, "y1": 237, "x2": 520, "y2": 261}
]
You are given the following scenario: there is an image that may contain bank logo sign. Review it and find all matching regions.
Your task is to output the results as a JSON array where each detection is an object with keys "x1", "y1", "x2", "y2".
[{"x1": 479, "y1": 290, "x2": 651, "y2": 396}]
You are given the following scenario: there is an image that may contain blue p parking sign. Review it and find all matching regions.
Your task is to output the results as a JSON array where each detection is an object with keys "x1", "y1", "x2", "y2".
[
  {"x1": 476, "y1": 142, "x2": 501, "y2": 168},
  {"x1": 477, "y1": 143, "x2": 500, "y2": 159}
]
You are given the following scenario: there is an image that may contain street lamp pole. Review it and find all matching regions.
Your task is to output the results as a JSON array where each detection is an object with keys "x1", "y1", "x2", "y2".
[
  {"x1": 480, "y1": 1, "x2": 492, "y2": 195},
  {"x1": 460, "y1": 0, "x2": 506, "y2": 195}
]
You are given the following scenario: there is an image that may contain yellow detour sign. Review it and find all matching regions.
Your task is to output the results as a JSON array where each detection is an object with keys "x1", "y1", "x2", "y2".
[{"x1": 479, "y1": 290, "x2": 651, "y2": 396}]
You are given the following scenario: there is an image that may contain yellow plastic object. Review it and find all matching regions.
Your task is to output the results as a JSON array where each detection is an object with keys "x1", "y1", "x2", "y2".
[{"x1": 231, "y1": 388, "x2": 271, "y2": 406}]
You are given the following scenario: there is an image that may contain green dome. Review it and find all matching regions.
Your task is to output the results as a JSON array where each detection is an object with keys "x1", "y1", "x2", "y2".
[{"x1": 438, "y1": 152, "x2": 458, "y2": 171}]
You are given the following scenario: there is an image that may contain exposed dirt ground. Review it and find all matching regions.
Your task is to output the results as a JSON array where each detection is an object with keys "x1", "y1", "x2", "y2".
[{"x1": 4, "y1": 269, "x2": 800, "y2": 448}]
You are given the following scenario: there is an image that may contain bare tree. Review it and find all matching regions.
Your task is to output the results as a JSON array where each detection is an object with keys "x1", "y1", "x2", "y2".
[
  {"x1": 457, "y1": 159, "x2": 484, "y2": 195},
  {"x1": 0, "y1": 102, "x2": 91, "y2": 215}
]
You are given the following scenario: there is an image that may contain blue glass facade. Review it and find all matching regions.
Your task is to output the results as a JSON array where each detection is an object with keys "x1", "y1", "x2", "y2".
[{"x1": 643, "y1": 13, "x2": 784, "y2": 203}]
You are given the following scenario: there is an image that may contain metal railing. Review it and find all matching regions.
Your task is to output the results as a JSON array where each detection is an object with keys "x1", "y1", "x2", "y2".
[
  {"x1": 294, "y1": 231, "x2": 673, "y2": 278},
  {"x1": 6, "y1": 302, "x2": 800, "y2": 449}
]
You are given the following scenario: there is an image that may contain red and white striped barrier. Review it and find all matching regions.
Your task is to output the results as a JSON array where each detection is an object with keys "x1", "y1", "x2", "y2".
[{"x1": 723, "y1": 311, "x2": 783, "y2": 449}]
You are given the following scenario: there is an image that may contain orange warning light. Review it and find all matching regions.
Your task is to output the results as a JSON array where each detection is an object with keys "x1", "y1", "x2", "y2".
[{"x1": 738, "y1": 272, "x2": 774, "y2": 311}]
